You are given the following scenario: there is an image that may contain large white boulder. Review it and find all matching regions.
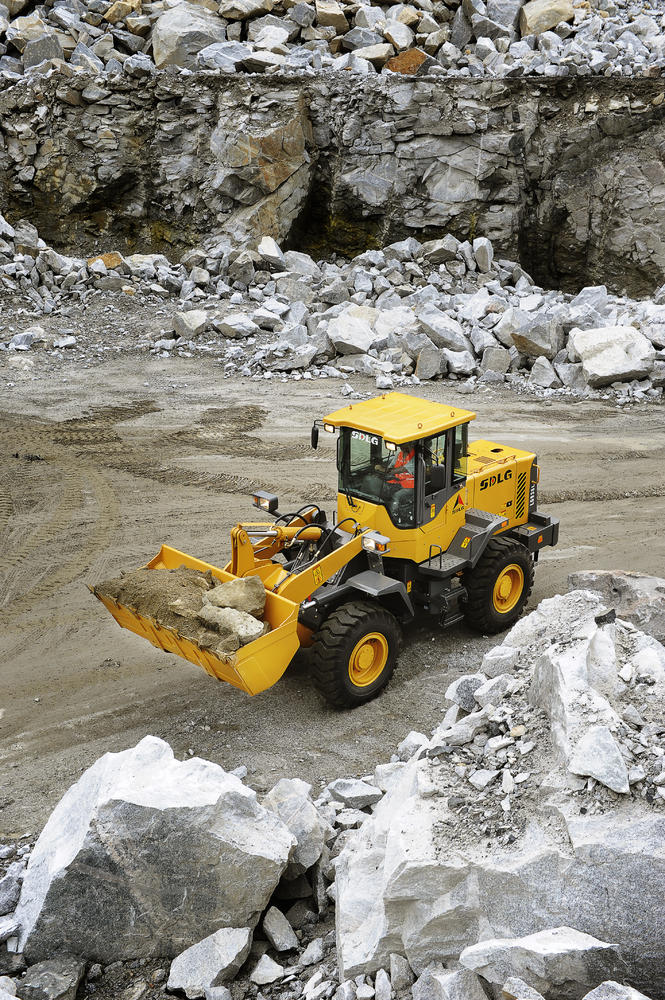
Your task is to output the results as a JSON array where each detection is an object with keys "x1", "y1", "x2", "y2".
[
  {"x1": 13, "y1": 737, "x2": 295, "y2": 962},
  {"x1": 335, "y1": 594, "x2": 665, "y2": 996},
  {"x1": 152, "y1": 3, "x2": 227, "y2": 68},
  {"x1": 460, "y1": 927, "x2": 620, "y2": 996},
  {"x1": 567, "y1": 326, "x2": 655, "y2": 387},
  {"x1": 327, "y1": 310, "x2": 378, "y2": 355}
]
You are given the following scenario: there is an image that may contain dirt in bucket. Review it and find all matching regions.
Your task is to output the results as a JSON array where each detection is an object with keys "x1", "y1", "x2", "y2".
[{"x1": 95, "y1": 566, "x2": 230, "y2": 652}]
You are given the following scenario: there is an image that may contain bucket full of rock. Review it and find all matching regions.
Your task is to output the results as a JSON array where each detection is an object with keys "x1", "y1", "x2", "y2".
[{"x1": 89, "y1": 545, "x2": 300, "y2": 694}]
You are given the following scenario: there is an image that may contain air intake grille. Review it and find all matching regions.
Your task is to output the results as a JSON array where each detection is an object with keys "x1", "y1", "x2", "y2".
[{"x1": 516, "y1": 472, "x2": 527, "y2": 518}]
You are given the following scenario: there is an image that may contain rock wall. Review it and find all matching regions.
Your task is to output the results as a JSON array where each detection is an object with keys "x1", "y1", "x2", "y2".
[{"x1": 1, "y1": 71, "x2": 664, "y2": 294}]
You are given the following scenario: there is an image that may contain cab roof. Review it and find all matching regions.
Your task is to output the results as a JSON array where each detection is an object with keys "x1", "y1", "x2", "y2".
[{"x1": 323, "y1": 392, "x2": 476, "y2": 445}]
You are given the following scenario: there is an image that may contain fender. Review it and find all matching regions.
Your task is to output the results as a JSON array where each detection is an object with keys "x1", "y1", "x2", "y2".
[{"x1": 341, "y1": 570, "x2": 414, "y2": 620}]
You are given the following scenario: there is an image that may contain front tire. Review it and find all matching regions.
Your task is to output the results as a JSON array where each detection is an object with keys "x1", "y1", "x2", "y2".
[
  {"x1": 463, "y1": 537, "x2": 534, "y2": 634},
  {"x1": 310, "y1": 600, "x2": 400, "y2": 708}
]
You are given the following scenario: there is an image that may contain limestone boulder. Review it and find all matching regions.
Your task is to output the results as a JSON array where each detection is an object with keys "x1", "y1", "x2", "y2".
[
  {"x1": 567, "y1": 327, "x2": 655, "y2": 387},
  {"x1": 460, "y1": 927, "x2": 621, "y2": 998},
  {"x1": 152, "y1": 3, "x2": 227, "y2": 69},
  {"x1": 327, "y1": 311, "x2": 378, "y2": 355},
  {"x1": 13, "y1": 737, "x2": 295, "y2": 962},
  {"x1": 519, "y1": 0, "x2": 573, "y2": 35}
]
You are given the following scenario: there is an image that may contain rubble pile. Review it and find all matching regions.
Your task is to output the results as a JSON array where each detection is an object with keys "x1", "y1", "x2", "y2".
[
  {"x1": 3, "y1": 221, "x2": 665, "y2": 403},
  {"x1": 2, "y1": 573, "x2": 665, "y2": 1000},
  {"x1": 0, "y1": 0, "x2": 663, "y2": 82}
]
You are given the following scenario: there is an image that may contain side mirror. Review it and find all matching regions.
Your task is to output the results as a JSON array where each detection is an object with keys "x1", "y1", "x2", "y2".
[
  {"x1": 430, "y1": 464, "x2": 446, "y2": 493},
  {"x1": 311, "y1": 424, "x2": 319, "y2": 450}
]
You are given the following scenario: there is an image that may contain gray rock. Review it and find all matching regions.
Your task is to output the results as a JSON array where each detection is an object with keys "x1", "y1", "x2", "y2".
[
  {"x1": 152, "y1": 3, "x2": 227, "y2": 68},
  {"x1": 263, "y1": 778, "x2": 333, "y2": 877},
  {"x1": 19, "y1": 956, "x2": 85, "y2": 1000},
  {"x1": 519, "y1": 0, "x2": 574, "y2": 35},
  {"x1": 460, "y1": 927, "x2": 620, "y2": 997},
  {"x1": 511, "y1": 314, "x2": 564, "y2": 360},
  {"x1": 23, "y1": 34, "x2": 64, "y2": 68},
  {"x1": 167, "y1": 928, "x2": 252, "y2": 998},
  {"x1": 420, "y1": 236, "x2": 459, "y2": 264},
  {"x1": 173, "y1": 310, "x2": 208, "y2": 338},
  {"x1": 481, "y1": 345, "x2": 511, "y2": 374},
  {"x1": 214, "y1": 313, "x2": 259, "y2": 339},
  {"x1": 250, "y1": 954, "x2": 284, "y2": 985},
  {"x1": 389, "y1": 954, "x2": 414, "y2": 992},
  {"x1": 568, "y1": 725, "x2": 630, "y2": 795},
  {"x1": 262, "y1": 906, "x2": 298, "y2": 951},
  {"x1": 0, "y1": 872, "x2": 20, "y2": 916},
  {"x1": 445, "y1": 673, "x2": 487, "y2": 712},
  {"x1": 257, "y1": 236, "x2": 285, "y2": 270},
  {"x1": 415, "y1": 344, "x2": 443, "y2": 380},
  {"x1": 581, "y1": 985, "x2": 654, "y2": 1000},
  {"x1": 413, "y1": 967, "x2": 487, "y2": 1000},
  {"x1": 529, "y1": 356, "x2": 561, "y2": 389},
  {"x1": 327, "y1": 778, "x2": 382, "y2": 809},
  {"x1": 301, "y1": 936, "x2": 325, "y2": 965},
  {"x1": 14, "y1": 737, "x2": 295, "y2": 962},
  {"x1": 568, "y1": 327, "x2": 655, "y2": 387},
  {"x1": 501, "y1": 977, "x2": 546, "y2": 1000},
  {"x1": 283, "y1": 251, "x2": 320, "y2": 278},
  {"x1": 204, "y1": 988, "x2": 232, "y2": 1000},
  {"x1": 472, "y1": 237, "x2": 493, "y2": 272}
]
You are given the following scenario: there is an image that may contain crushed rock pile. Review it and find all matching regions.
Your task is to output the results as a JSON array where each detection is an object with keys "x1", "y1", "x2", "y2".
[
  {"x1": 3, "y1": 224, "x2": 665, "y2": 405},
  {"x1": 95, "y1": 565, "x2": 269, "y2": 656},
  {"x1": 2, "y1": 571, "x2": 665, "y2": 1000},
  {"x1": 0, "y1": 0, "x2": 662, "y2": 84}
]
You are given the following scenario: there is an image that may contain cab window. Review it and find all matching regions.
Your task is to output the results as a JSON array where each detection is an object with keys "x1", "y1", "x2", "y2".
[
  {"x1": 453, "y1": 423, "x2": 468, "y2": 481},
  {"x1": 423, "y1": 433, "x2": 447, "y2": 496}
]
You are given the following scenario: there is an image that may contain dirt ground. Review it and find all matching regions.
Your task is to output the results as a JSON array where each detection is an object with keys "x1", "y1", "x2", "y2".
[{"x1": 1, "y1": 356, "x2": 665, "y2": 838}]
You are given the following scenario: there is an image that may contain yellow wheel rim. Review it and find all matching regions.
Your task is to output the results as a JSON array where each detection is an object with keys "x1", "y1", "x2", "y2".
[
  {"x1": 492, "y1": 563, "x2": 525, "y2": 614},
  {"x1": 348, "y1": 632, "x2": 389, "y2": 688}
]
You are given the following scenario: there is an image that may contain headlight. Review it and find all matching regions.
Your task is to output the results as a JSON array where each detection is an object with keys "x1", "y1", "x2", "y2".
[
  {"x1": 253, "y1": 490, "x2": 278, "y2": 514},
  {"x1": 362, "y1": 530, "x2": 391, "y2": 554},
  {"x1": 385, "y1": 441, "x2": 397, "y2": 452},
  {"x1": 324, "y1": 423, "x2": 335, "y2": 433}
]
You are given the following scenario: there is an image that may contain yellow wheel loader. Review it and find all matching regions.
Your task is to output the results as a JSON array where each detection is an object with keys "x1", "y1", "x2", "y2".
[{"x1": 91, "y1": 392, "x2": 558, "y2": 708}]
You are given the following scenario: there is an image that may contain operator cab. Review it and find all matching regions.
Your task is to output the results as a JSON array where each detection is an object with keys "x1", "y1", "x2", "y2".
[{"x1": 314, "y1": 392, "x2": 475, "y2": 532}]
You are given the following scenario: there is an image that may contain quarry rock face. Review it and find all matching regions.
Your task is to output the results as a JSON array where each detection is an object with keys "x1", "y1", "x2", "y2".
[
  {"x1": 334, "y1": 592, "x2": 665, "y2": 996},
  {"x1": 13, "y1": 736, "x2": 295, "y2": 963},
  {"x1": 1, "y1": 75, "x2": 665, "y2": 298}
]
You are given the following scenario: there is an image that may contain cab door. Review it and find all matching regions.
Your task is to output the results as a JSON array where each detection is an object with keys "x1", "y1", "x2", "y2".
[{"x1": 418, "y1": 424, "x2": 469, "y2": 557}]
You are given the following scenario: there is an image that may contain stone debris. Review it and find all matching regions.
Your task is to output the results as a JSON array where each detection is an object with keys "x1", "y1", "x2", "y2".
[
  {"x1": 334, "y1": 586, "x2": 665, "y2": 995},
  {"x1": 167, "y1": 928, "x2": 253, "y2": 998},
  {"x1": 460, "y1": 927, "x2": 620, "y2": 996},
  {"x1": 12, "y1": 736, "x2": 295, "y2": 962},
  {"x1": 1, "y1": 219, "x2": 663, "y2": 405},
  {"x1": 0, "y1": 0, "x2": 660, "y2": 83}
]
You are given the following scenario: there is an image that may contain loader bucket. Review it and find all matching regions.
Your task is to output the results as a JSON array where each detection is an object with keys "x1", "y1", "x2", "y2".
[{"x1": 89, "y1": 545, "x2": 301, "y2": 696}]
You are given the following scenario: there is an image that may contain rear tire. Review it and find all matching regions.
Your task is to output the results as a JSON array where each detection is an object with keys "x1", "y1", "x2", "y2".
[
  {"x1": 310, "y1": 600, "x2": 400, "y2": 708},
  {"x1": 463, "y1": 537, "x2": 534, "y2": 634}
]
